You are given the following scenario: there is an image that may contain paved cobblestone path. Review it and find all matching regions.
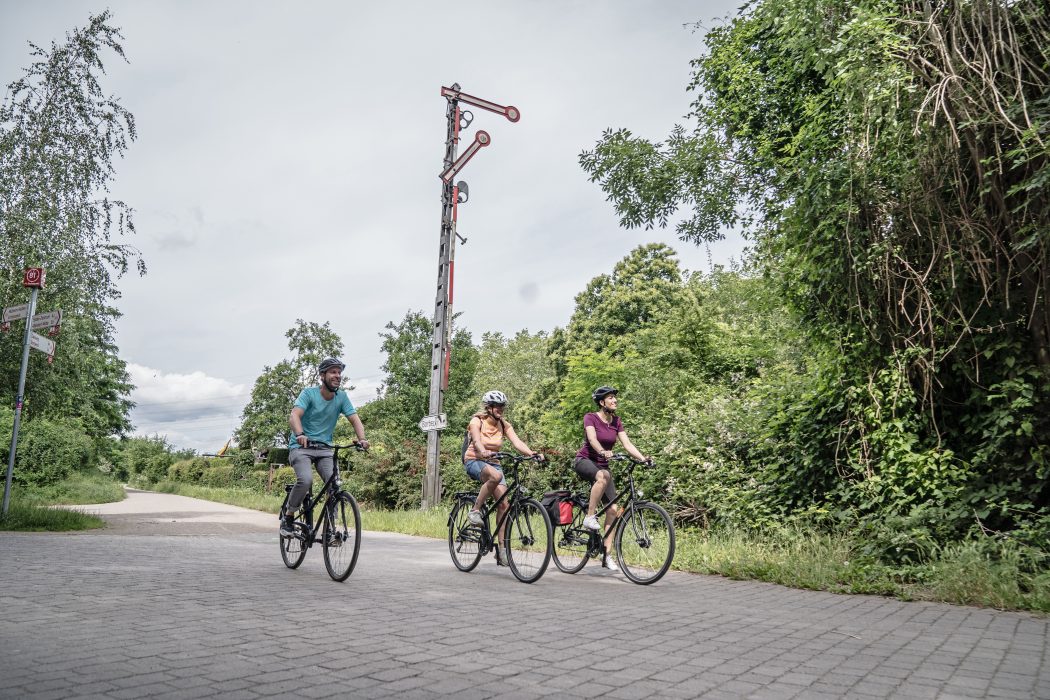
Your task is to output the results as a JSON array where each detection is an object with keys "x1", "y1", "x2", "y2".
[{"x1": 1, "y1": 492, "x2": 1047, "y2": 699}]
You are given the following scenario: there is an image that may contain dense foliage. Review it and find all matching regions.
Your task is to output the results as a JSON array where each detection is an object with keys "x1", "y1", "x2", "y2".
[{"x1": 579, "y1": 0, "x2": 1049, "y2": 549}]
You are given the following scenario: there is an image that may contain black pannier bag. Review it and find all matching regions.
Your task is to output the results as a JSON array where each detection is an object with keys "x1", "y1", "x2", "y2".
[{"x1": 540, "y1": 490, "x2": 573, "y2": 526}]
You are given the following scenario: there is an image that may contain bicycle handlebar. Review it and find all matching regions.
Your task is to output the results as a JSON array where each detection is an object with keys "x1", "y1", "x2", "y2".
[
  {"x1": 609, "y1": 453, "x2": 654, "y2": 467},
  {"x1": 305, "y1": 440, "x2": 368, "y2": 452},
  {"x1": 489, "y1": 452, "x2": 546, "y2": 464}
]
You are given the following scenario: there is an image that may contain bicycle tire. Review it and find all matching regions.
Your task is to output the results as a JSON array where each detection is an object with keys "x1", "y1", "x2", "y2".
[
  {"x1": 323, "y1": 491, "x2": 361, "y2": 582},
  {"x1": 280, "y1": 522, "x2": 309, "y2": 569},
  {"x1": 448, "y1": 499, "x2": 483, "y2": 572},
  {"x1": 614, "y1": 501, "x2": 675, "y2": 585},
  {"x1": 552, "y1": 505, "x2": 590, "y2": 574},
  {"x1": 503, "y1": 498, "x2": 553, "y2": 584}
]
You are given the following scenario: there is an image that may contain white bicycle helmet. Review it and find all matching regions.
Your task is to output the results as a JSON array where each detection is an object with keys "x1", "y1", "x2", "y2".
[{"x1": 482, "y1": 390, "x2": 508, "y2": 406}]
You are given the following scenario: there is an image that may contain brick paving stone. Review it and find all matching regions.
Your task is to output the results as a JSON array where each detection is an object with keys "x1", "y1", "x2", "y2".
[{"x1": 1, "y1": 515, "x2": 1047, "y2": 700}]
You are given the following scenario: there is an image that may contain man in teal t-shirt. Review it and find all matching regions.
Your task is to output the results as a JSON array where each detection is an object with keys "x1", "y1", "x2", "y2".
[{"x1": 281, "y1": 357, "x2": 369, "y2": 536}]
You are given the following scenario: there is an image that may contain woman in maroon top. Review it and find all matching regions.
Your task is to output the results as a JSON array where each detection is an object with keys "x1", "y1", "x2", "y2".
[{"x1": 574, "y1": 385, "x2": 649, "y2": 570}]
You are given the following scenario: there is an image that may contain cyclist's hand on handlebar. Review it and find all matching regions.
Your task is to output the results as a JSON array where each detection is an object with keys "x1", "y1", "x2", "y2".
[{"x1": 354, "y1": 439, "x2": 369, "y2": 451}]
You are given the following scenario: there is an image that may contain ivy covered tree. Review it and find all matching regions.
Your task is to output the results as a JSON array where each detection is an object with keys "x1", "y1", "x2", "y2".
[{"x1": 580, "y1": 0, "x2": 1050, "y2": 533}]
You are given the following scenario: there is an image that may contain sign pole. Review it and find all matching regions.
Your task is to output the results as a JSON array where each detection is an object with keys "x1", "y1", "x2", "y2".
[{"x1": 3, "y1": 286, "x2": 40, "y2": 516}]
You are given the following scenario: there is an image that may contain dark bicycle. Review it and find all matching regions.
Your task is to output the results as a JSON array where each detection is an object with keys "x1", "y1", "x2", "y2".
[
  {"x1": 551, "y1": 454, "x2": 676, "y2": 585},
  {"x1": 279, "y1": 441, "x2": 364, "y2": 582},
  {"x1": 447, "y1": 452, "x2": 553, "y2": 584}
]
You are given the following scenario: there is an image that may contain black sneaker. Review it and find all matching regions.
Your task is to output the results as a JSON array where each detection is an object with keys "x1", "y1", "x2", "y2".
[{"x1": 279, "y1": 518, "x2": 296, "y2": 537}]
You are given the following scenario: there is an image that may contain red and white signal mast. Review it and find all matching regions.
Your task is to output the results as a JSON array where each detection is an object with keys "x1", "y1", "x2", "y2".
[{"x1": 420, "y1": 85, "x2": 519, "y2": 508}]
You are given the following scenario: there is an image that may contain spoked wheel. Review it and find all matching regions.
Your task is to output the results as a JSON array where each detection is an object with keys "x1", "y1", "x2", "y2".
[
  {"x1": 448, "y1": 500, "x2": 483, "y2": 572},
  {"x1": 552, "y1": 511, "x2": 591, "y2": 574},
  {"x1": 323, "y1": 492, "x2": 361, "y2": 582},
  {"x1": 503, "y1": 498, "x2": 552, "y2": 584},
  {"x1": 614, "y1": 502, "x2": 675, "y2": 585},
  {"x1": 280, "y1": 522, "x2": 309, "y2": 569}
]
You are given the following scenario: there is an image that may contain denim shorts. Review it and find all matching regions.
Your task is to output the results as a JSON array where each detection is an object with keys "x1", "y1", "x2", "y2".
[{"x1": 464, "y1": 459, "x2": 506, "y2": 486}]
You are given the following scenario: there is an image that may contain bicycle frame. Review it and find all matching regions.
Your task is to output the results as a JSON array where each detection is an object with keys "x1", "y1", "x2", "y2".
[
  {"x1": 456, "y1": 453, "x2": 538, "y2": 554},
  {"x1": 592, "y1": 458, "x2": 642, "y2": 534},
  {"x1": 288, "y1": 442, "x2": 358, "y2": 545}
]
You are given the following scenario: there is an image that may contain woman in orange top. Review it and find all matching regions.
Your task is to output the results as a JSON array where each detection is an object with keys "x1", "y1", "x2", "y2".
[{"x1": 462, "y1": 390, "x2": 543, "y2": 565}]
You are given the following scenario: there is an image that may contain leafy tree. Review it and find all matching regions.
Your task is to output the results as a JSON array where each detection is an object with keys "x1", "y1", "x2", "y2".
[
  {"x1": 0, "y1": 11, "x2": 139, "y2": 441},
  {"x1": 469, "y1": 330, "x2": 552, "y2": 443},
  {"x1": 549, "y1": 242, "x2": 683, "y2": 378},
  {"x1": 236, "y1": 319, "x2": 345, "y2": 449},
  {"x1": 362, "y1": 310, "x2": 478, "y2": 439}
]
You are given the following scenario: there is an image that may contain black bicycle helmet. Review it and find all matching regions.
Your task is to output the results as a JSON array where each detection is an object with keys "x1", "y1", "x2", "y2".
[
  {"x1": 592, "y1": 386, "x2": 618, "y2": 405},
  {"x1": 318, "y1": 357, "x2": 346, "y2": 374}
]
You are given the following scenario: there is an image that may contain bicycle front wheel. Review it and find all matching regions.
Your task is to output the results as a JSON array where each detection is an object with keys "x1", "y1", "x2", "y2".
[
  {"x1": 503, "y1": 498, "x2": 552, "y2": 584},
  {"x1": 323, "y1": 492, "x2": 361, "y2": 582},
  {"x1": 614, "y1": 502, "x2": 675, "y2": 585},
  {"x1": 280, "y1": 522, "x2": 309, "y2": 569},
  {"x1": 448, "y1": 499, "x2": 483, "y2": 572}
]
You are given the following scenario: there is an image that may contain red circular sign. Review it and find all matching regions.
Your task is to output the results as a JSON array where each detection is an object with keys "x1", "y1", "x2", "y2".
[{"x1": 22, "y1": 268, "x2": 45, "y2": 288}]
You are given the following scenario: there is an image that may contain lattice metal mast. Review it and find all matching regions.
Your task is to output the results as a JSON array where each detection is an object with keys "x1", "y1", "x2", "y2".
[{"x1": 421, "y1": 84, "x2": 519, "y2": 509}]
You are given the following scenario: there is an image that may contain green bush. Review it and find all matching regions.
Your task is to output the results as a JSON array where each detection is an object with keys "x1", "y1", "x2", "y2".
[
  {"x1": 271, "y1": 466, "x2": 296, "y2": 492},
  {"x1": 201, "y1": 464, "x2": 235, "y2": 487},
  {"x1": 14, "y1": 416, "x2": 94, "y2": 487}
]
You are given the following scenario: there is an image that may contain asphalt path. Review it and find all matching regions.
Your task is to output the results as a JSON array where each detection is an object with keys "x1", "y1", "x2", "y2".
[{"x1": 0, "y1": 489, "x2": 1047, "y2": 699}]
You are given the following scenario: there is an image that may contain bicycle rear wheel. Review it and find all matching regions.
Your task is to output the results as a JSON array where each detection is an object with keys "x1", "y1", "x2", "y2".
[
  {"x1": 614, "y1": 502, "x2": 675, "y2": 585},
  {"x1": 323, "y1": 492, "x2": 361, "y2": 582},
  {"x1": 552, "y1": 505, "x2": 590, "y2": 574},
  {"x1": 448, "y1": 499, "x2": 483, "y2": 572},
  {"x1": 280, "y1": 522, "x2": 309, "y2": 569},
  {"x1": 503, "y1": 498, "x2": 552, "y2": 584}
]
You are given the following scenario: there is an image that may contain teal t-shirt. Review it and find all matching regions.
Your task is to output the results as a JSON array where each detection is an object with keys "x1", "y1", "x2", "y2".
[{"x1": 289, "y1": 386, "x2": 356, "y2": 449}]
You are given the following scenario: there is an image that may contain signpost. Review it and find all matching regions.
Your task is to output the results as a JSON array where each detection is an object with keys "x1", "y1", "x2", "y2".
[{"x1": 3, "y1": 268, "x2": 57, "y2": 516}]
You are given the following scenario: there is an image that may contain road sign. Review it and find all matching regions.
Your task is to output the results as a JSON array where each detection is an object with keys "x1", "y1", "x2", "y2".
[
  {"x1": 418, "y1": 413, "x2": 448, "y2": 432},
  {"x1": 31, "y1": 310, "x2": 62, "y2": 334},
  {"x1": 22, "y1": 268, "x2": 45, "y2": 288},
  {"x1": 1, "y1": 307, "x2": 62, "y2": 334},
  {"x1": 2, "y1": 304, "x2": 29, "y2": 323},
  {"x1": 29, "y1": 331, "x2": 55, "y2": 359}
]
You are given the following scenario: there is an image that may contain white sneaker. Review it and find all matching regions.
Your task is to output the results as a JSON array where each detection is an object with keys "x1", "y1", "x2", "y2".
[
  {"x1": 582, "y1": 515, "x2": 600, "y2": 531},
  {"x1": 602, "y1": 554, "x2": 620, "y2": 572},
  {"x1": 466, "y1": 509, "x2": 484, "y2": 525}
]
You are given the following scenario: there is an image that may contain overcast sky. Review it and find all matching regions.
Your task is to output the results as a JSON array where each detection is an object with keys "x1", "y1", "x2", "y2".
[{"x1": 2, "y1": 1, "x2": 747, "y2": 452}]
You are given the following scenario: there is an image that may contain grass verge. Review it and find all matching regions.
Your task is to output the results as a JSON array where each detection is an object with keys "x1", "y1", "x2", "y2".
[
  {"x1": 0, "y1": 500, "x2": 105, "y2": 531},
  {"x1": 0, "y1": 472, "x2": 122, "y2": 532}
]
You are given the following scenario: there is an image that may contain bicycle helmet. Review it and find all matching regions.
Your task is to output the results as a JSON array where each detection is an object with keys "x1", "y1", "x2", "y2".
[
  {"x1": 318, "y1": 357, "x2": 345, "y2": 374},
  {"x1": 592, "y1": 386, "x2": 618, "y2": 405},
  {"x1": 482, "y1": 390, "x2": 508, "y2": 406}
]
